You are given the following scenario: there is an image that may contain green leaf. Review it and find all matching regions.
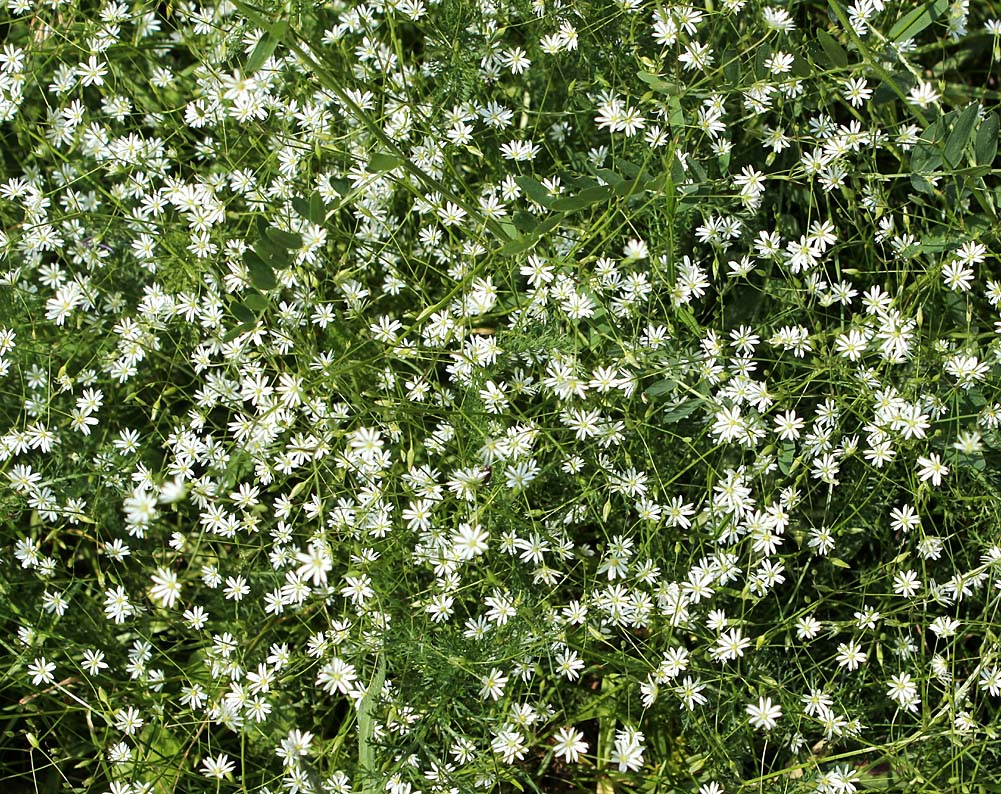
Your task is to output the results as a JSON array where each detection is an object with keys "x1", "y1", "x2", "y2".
[
  {"x1": 264, "y1": 226, "x2": 303, "y2": 250},
  {"x1": 613, "y1": 174, "x2": 649, "y2": 197},
  {"x1": 975, "y1": 112, "x2": 999, "y2": 166},
  {"x1": 534, "y1": 214, "x2": 563, "y2": 236},
  {"x1": 752, "y1": 43, "x2": 773, "y2": 81},
  {"x1": 662, "y1": 399, "x2": 700, "y2": 424},
  {"x1": 514, "y1": 175, "x2": 555, "y2": 207},
  {"x1": 358, "y1": 655, "x2": 386, "y2": 791},
  {"x1": 817, "y1": 29, "x2": 849, "y2": 68},
  {"x1": 944, "y1": 103, "x2": 979, "y2": 168},
  {"x1": 254, "y1": 214, "x2": 269, "y2": 241},
  {"x1": 511, "y1": 211, "x2": 538, "y2": 234},
  {"x1": 290, "y1": 196, "x2": 311, "y2": 220},
  {"x1": 255, "y1": 237, "x2": 291, "y2": 268},
  {"x1": 636, "y1": 71, "x2": 681, "y2": 95},
  {"x1": 887, "y1": 0, "x2": 949, "y2": 43},
  {"x1": 245, "y1": 20, "x2": 287, "y2": 74},
  {"x1": 612, "y1": 157, "x2": 642, "y2": 178},
  {"x1": 231, "y1": 300, "x2": 255, "y2": 325},
  {"x1": 912, "y1": 117, "x2": 945, "y2": 173},
  {"x1": 550, "y1": 185, "x2": 613, "y2": 212},
  {"x1": 367, "y1": 152, "x2": 404, "y2": 172},
  {"x1": 667, "y1": 95, "x2": 685, "y2": 127},
  {"x1": 244, "y1": 249, "x2": 277, "y2": 290},
  {"x1": 498, "y1": 234, "x2": 538, "y2": 256},
  {"x1": 872, "y1": 72, "x2": 915, "y2": 105},
  {"x1": 308, "y1": 190, "x2": 327, "y2": 224},
  {"x1": 791, "y1": 55, "x2": 813, "y2": 78},
  {"x1": 778, "y1": 443, "x2": 796, "y2": 476},
  {"x1": 644, "y1": 379, "x2": 676, "y2": 397},
  {"x1": 221, "y1": 321, "x2": 256, "y2": 343},
  {"x1": 241, "y1": 292, "x2": 269, "y2": 312},
  {"x1": 595, "y1": 168, "x2": 623, "y2": 186}
]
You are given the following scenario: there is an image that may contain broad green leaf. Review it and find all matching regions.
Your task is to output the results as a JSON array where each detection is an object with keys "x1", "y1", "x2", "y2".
[
  {"x1": 944, "y1": 103, "x2": 979, "y2": 168},
  {"x1": 367, "y1": 152, "x2": 404, "y2": 172},
  {"x1": 662, "y1": 399, "x2": 700, "y2": 424},
  {"x1": 254, "y1": 214, "x2": 269, "y2": 240},
  {"x1": 753, "y1": 43, "x2": 773, "y2": 80},
  {"x1": 498, "y1": 234, "x2": 538, "y2": 256},
  {"x1": 644, "y1": 378, "x2": 676, "y2": 397},
  {"x1": 667, "y1": 95, "x2": 685, "y2": 127},
  {"x1": 636, "y1": 70, "x2": 681, "y2": 95},
  {"x1": 778, "y1": 443, "x2": 796, "y2": 476},
  {"x1": 511, "y1": 211, "x2": 537, "y2": 233},
  {"x1": 231, "y1": 300, "x2": 255, "y2": 325},
  {"x1": 612, "y1": 157, "x2": 642, "y2": 178},
  {"x1": 222, "y1": 321, "x2": 256, "y2": 343},
  {"x1": 595, "y1": 168, "x2": 623, "y2": 186},
  {"x1": 887, "y1": 0, "x2": 948, "y2": 43},
  {"x1": 264, "y1": 226, "x2": 303, "y2": 250},
  {"x1": 290, "y1": 196, "x2": 311, "y2": 220},
  {"x1": 613, "y1": 174, "x2": 648, "y2": 198},
  {"x1": 246, "y1": 20, "x2": 287, "y2": 74},
  {"x1": 671, "y1": 154, "x2": 687, "y2": 185},
  {"x1": 241, "y1": 292, "x2": 268, "y2": 312},
  {"x1": 244, "y1": 249, "x2": 277, "y2": 290},
  {"x1": 912, "y1": 118, "x2": 944, "y2": 173},
  {"x1": 534, "y1": 214, "x2": 563, "y2": 236},
  {"x1": 308, "y1": 190, "x2": 326, "y2": 223},
  {"x1": 873, "y1": 72, "x2": 914, "y2": 105},
  {"x1": 791, "y1": 55, "x2": 813, "y2": 78},
  {"x1": 514, "y1": 175, "x2": 555, "y2": 207},
  {"x1": 817, "y1": 29, "x2": 849, "y2": 68},
  {"x1": 723, "y1": 53, "x2": 741, "y2": 84},
  {"x1": 550, "y1": 185, "x2": 613, "y2": 211},
  {"x1": 975, "y1": 112, "x2": 999, "y2": 166},
  {"x1": 255, "y1": 235, "x2": 291, "y2": 268}
]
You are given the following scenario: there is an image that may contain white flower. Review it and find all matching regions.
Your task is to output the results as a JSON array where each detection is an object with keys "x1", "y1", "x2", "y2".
[
  {"x1": 149, "y1": 567, "x2": 181, "y2": 609},
  {"x1": 479, "y1": 668, "x2": 509, "y2": 701},
  {"x1": 499, "y1": 139, "x2": 540, "y2": 161},
  {"x1": 316, "y1": 657, "x2": 357, "y2": 695},
  {"x1": 552, "y1": 726, "x2": 588, "y2": 762},
  {"x1": 114, "y1": 706, "x2": 144, "y2": 735},
  {"x1": 28, "y1": 656, "x2": 56, "y2": 686},
  {"x1": 916, "y1": 453, "x2": 949, "y2": 486},
  {"x1": 491, "y1": 727, "x2": 527, "y2": 763},
  {"x1": 746, "y1": 696, "x2": 782, "y2": 730},
  {"x1": 201, "y1": 753, "x2": 235, "y2": 779},
  {"x1": 610, "y1": 726, "x2": 645, "y2": 771},
  {"x1": 908, "y1": 81, "x2": 940, "y2": 107},
  {"x1": 886, "y1": 672, "x2": 920, "y2": 712},
  {"x1": 836, "y1": 639, "x2": 867, "y2": 671},
  {"x1": 295, "y1": 542, "x2": 332, "y2": 587}
]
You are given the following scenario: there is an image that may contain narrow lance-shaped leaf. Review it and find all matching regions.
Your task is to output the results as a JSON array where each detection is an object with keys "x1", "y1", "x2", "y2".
[
  {"x1": 887, "y1": 0, "x2": 949, "y2": 43},
  {"x1": 246, "y1": 20, "x2": 287, "y2": 74}
]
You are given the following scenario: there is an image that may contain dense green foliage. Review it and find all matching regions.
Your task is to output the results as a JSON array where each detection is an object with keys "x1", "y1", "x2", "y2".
[{"x1": 2, "y1": 0, "x2": 1001, "y2": 792}]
